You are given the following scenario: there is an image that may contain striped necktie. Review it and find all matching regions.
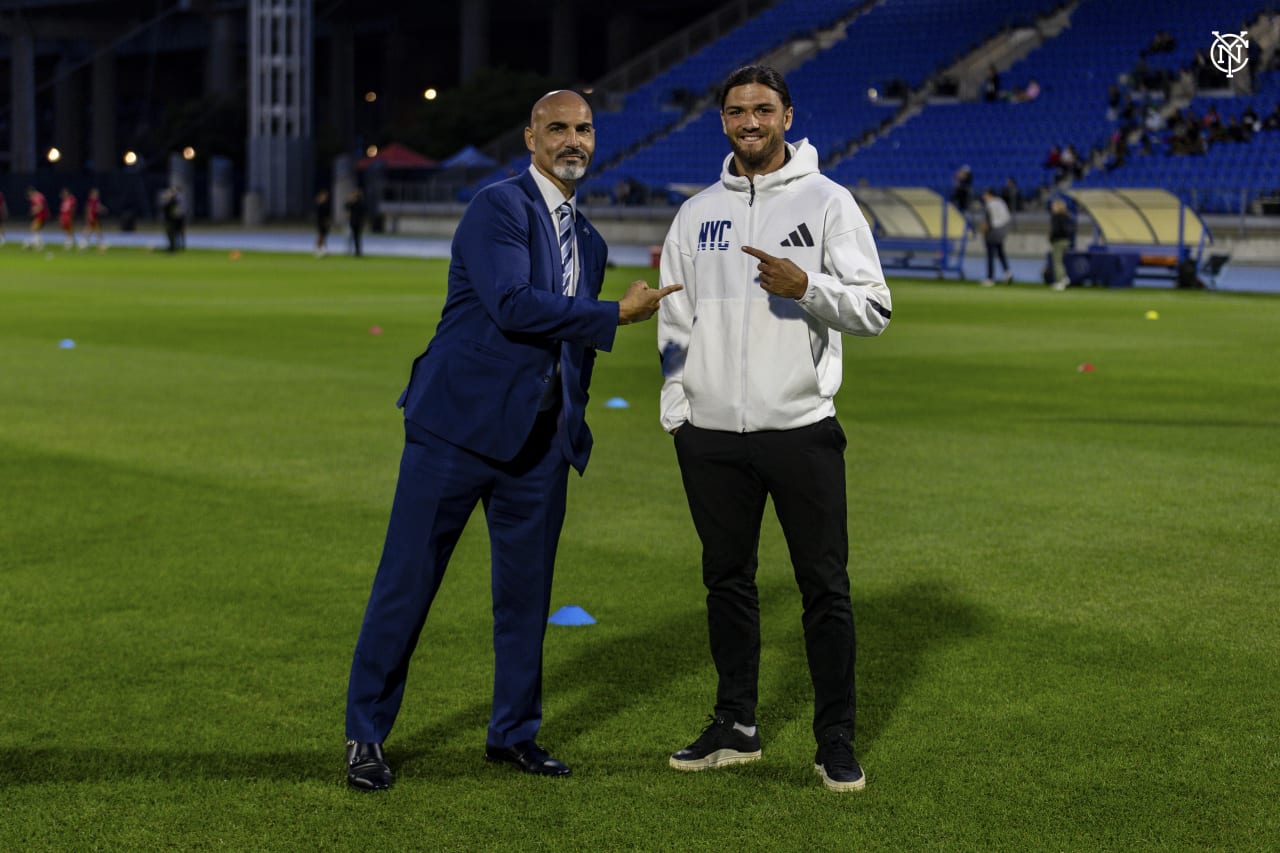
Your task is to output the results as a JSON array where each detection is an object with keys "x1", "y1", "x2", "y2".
[{"x1": 556, "y1": 202, "x2": 573, "y2": 295}]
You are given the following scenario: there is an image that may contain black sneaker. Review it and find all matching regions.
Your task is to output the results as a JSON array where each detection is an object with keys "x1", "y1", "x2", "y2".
[
  {"x1": 814, "y1": 732, "x2": 865, "y2": 791},
  {"x1": 669, "y1": 715, "x2": 762, "y2": 771}
]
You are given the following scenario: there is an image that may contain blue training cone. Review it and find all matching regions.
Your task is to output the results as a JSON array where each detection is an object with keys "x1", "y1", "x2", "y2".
[
  {"x1": 59, "y1": 339, "x2": 76, "y2": 349},
  {"x1": 548, "y1": 605, "x2": 596, "y2": 626},
  {"x1": 604, "y1": 397, "x2": 629, "y2": 409}
]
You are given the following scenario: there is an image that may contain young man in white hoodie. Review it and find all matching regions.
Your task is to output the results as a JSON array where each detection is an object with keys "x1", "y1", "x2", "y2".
[{"x1": 657, "y1": 65, "x2": 892, "y2": 792}]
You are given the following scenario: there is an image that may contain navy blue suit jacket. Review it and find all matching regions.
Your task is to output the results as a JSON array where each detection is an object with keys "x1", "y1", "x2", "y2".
[{"x1": 398, "y1": 170, "x2": 618, "y2": 474}]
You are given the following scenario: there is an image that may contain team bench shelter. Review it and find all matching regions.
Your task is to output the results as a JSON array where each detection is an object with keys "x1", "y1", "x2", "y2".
[
  {"x1": 1060, "y1": 188, "x2": 1223, "y2": 288},
  {"x1": 851, "y1": 186, "x2": 970, "y2": 280}
]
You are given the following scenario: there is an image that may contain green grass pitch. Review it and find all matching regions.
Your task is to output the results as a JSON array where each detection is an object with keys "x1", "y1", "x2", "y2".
[{"x1": 2, "y1": 246, "x2": 1278, "y2": 850}]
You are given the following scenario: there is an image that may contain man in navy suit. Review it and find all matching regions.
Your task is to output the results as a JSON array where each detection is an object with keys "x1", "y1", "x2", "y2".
[{"x1": 344, "y1": 90, "x2": 681, "y2": 791}]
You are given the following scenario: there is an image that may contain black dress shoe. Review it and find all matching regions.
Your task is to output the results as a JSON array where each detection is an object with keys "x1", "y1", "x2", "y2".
[
  {"x1": 346, "y1": 740, "x2": 394, "y2": 791},
  {"x1": 484, "y1": 741, "x2": 571, "y2": 777}
]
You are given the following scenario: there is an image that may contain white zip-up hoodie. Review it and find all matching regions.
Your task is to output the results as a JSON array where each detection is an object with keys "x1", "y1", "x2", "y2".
[{"x1": 658, "y1": 139, "x2": 891, "y2": 433}]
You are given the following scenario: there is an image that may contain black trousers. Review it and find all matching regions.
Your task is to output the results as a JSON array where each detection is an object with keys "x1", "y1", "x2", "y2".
[
  {"x1": 674, "y1": 417, "x2": 856, "y2": 743},
  {"x1": 986, "y1": 239, "x2": 1009, "y2": 278}
]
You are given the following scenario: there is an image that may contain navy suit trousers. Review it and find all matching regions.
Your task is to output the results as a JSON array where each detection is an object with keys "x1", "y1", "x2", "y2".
[{"x1": 346, "y1": 411, "x2": 568, "y2": 748}]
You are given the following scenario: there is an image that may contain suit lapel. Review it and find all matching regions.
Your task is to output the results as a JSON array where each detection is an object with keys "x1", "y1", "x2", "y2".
[{"x1": 517, "y1": 171, "x2": 560, "y2": 293}]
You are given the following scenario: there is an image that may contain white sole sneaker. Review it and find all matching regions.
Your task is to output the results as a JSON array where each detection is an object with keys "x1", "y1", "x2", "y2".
[
  {"x1": 669, "y1": 748, "x2": 762, "y2": 771},
  {"x1": 815, "y1": 762, "x2": 866, "y2": 791}
]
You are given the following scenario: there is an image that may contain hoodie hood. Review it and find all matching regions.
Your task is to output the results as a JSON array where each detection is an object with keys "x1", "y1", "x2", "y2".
[{"x1": 719, "y1": 138, "x2": 820, "y2": 195}]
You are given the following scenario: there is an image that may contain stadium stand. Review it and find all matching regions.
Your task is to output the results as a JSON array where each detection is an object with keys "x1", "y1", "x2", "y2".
[
  {"x1": 830, "y1": 2, "x2": 1271, "y2": 206},
  {"x1": 449, "y1": 0, "x2": 1280, "y2": 266},
  {"x1": 583, "y1": 0, "x2": 1064, "y2": 200}
]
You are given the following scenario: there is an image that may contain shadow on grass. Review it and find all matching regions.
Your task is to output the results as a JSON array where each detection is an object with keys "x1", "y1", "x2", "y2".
[
  {"x1": 379, "y1": 579, "x2": 988, "y2": 779},
  {"x1": 762, "y1": 578, "x2": 989, "y2": 748},
  {"x1": 0, "y1": 577, "x2": 983, "y2": 789},
  {"x1": 391, "y1": 602, "x2": 710, "y2": 778}
]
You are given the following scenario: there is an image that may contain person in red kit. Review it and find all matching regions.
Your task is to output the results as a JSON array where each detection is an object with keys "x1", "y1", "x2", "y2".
[
  {"x1": 59, "y1": 188, "x2": 78, "y2": 250},
  {"x1": 23, "y1": 187, "x2": 49, "y2": 251},
  {"x1": 79, "y1": 188, "x2": 108, "y2": 252}
]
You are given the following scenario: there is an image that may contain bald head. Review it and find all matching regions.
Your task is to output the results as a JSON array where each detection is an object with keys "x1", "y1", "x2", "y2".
[
  {"x1": 531, "y1": 89, "x2": 590, "y2": 127},
  {"x1": 525, "y1": 90, "x2": 595, "y2": 198}
]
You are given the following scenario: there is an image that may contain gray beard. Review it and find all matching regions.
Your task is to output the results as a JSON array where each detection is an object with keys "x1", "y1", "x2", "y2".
[{"x1": 553, "y1": 161, "x2": 587, "y2": 182}]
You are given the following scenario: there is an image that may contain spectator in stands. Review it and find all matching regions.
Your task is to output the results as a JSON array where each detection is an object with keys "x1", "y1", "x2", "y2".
[
  {"x1": 1143, "y1": 30, "x2": 1175, "y2": 56},
  {"x1": 1044, "y1": 145, "x2": 1061, "y2": 172},
  {"x1": 979, "y1": 189, "x2": 1012, "y2": 286},
  {"x1": 1203, "y1": 104, "x2": 1221, "y2": 130},
  {"x1": 1059, "y1": 144, "x2": 1081, "y2": 181},
  {"x1": 1013, "y1": 79, "x2": 1040, "y2": 103},
  {"x1": 1105, "y1": 136, "x2": 1129, "y2": 171},
  {"x1": 1242, "y1": 104, "x2": 1260, "y2": 131},
  {"x1": 982, "y1": 65, "x2": 1001, "y2": 102},
  {"x1": 1208, "y1": 118, "x2": 1231, "y2": 145},
  {"x1": 1226, "y1": 116, "x2": 1252, "y2": 143},
  {"x1": 1263, "y1": 104, "x2": 1280, "y2": 131},
  {"x1": 1192, "y1": 48, "x2": 1208, "y2": 76},
  {"x1": 1144, "y1": 105, "x2": 1166, "y2": 135},
  {"x1": 1131, "y1": 57, "x2": 1152, "y2": 93},
  {"x1": 1106, "y1": 85, "x2": 1122, "y2": 120},
  {"x1": 1048, "y1": 199, "x2": 1075, "y2": 291},
  {"x1": 1193, "y1": 49, "x2": 1226, "y2": 89},
  {"x1": 614, "y1": 177, "x2": 645, "y2": 206},
  {"x1": 1172, "y1": 120, "x2": 1206, "y2": 156}
]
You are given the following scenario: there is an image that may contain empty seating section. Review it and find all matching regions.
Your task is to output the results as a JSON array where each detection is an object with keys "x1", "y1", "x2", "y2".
[
  {"x1": 593, "y1": 0, "x2": 1058, "y2": 197},
  {"x1": 789, "y1": 0, "x2": 1049, "y2": 159},
  {"x1": 621, "y1": 0, "x2": 856, "y2": 113}
]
